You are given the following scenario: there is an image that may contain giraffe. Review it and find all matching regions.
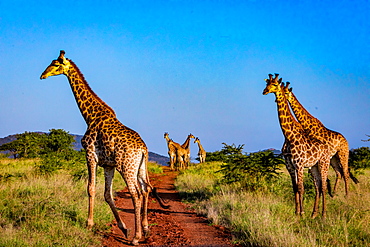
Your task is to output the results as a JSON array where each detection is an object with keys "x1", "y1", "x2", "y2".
[
  {"x1": 281, "y1": 82, "x2": 359, "y2": 194},
  {"x1": 40, "y1": 50, "x2": 168, "y2": 245},
  {"x1": 194, "y1": 137, "x2": 206, "y2": 163},
  {"x1": 180, "y1": 133, "x2": 195, "y2": 168},
  {"x1": 163, "y1": 132, "x2": 188, "y2": 170},
  {"x1": 164, "y1": 132, "x2": 177, "y2": 170},
  {"x1": 263, "y1": 73, "x2": 332, "y2": 218}
]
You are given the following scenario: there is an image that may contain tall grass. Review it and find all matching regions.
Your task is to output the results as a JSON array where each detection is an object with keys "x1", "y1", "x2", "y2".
[
  {"x1": 176, "y1": 162, "x2": 370, "y2": 246},
  {"x1": 0, "y1": 158, "x2": 163, "y2": 246}
]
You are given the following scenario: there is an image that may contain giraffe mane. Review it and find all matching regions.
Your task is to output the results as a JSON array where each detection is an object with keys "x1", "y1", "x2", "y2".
[{"x1": 67, "y1": 58, "x2": 116, "y2": 116}]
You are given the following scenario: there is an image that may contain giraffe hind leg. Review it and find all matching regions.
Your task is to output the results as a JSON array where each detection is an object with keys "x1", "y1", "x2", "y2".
[{"x1": 330, "y1": 154, "x2": 343, "y2": 195}]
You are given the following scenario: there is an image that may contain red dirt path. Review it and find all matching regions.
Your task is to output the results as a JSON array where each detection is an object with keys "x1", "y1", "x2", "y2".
[{"x1": 101, "y1": 166, "x2": 235, "y2": 246}]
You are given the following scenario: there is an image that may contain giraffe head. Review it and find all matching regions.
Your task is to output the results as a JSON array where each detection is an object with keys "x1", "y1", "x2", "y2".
[
  {"x1": 281, "y1": 81, "x2": 294, "y2": 102},
  {"x1": 164, "y1": 132, "x2": 169, "y2": 140},
  {"x1": 40, "y1": 50, "x2": 71, "y2": 79},
  {"x1": 188, "y1": 133, "x2": 195, "y2": 140},
  {"x1": 194, "y1": 137, "x2": 200, "y2": 144},
  {"x1": 262, "y1": 73, "x2": 282, "y2": 95}
]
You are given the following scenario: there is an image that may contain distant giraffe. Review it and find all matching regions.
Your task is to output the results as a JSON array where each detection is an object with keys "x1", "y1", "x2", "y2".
[
  {"x1": 180, "y1": 133, "x2": 195, "y2": 168},
  {"x1": 281, "y1": 82, "x2": 358, "y2": 194},
  {"x1": 40, "y1": 50, "x2": 168, "y2": 245},
  {"x1": 164, "y1": 132, "x2": 177, "y2": 170},
  {"x1": 194, "y1": 137, "x2": 206, "y2": 163},
  {"x1": 163, "y1": 132, "x2": 188, "y2": 170},
  {"x1": 263, "y1": 73, "x2": 331, "y2": 218}
]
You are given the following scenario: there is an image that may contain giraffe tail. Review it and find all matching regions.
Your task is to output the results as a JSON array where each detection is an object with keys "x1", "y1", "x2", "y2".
[
  {"x1": 141, "y1": 151, "x2": 171, "y2": 209},
  {"x1": 349, "y1": 168, "x2": 360, "y2": 184},
  {"x1": 151, "y1": 187, "x2": 170, "y2": 209}
]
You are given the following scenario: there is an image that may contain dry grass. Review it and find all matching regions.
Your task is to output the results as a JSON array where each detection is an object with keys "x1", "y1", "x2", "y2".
[
  {"x1": 0, "y1": 157, "x2": 141, "y2": 246},
  {"x1": 176, "y1": 162, "x2": 370, "y2": 246}
]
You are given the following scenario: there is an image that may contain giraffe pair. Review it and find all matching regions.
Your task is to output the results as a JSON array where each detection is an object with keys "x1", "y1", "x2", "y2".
[
  {"x1": 40, "y1": 51, "x2": 169, "y2": 245},
  {"x1": 263, "y1": 73, "x2": 358, "y2": 218},
  {"x1": 164, "y1": 133, "x2": 194, "y2": 170}
]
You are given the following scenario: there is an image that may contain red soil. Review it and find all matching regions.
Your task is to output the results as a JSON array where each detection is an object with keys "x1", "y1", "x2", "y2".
[{"x1": 101, "y1": 166, "x2": 235, "y2": 246}]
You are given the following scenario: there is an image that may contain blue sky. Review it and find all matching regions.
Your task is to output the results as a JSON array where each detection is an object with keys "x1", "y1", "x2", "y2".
[{"x1": 0, "y1": 0, "x2": 369, "y2": 157}]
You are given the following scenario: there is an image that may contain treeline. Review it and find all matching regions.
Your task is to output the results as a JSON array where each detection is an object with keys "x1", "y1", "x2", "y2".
[
  {"x1": 202, "y1": 143, "x2": 370, "y2": 191},
  {"x1": 0, "y1": 129, "x2": 86, "y2": 175}
]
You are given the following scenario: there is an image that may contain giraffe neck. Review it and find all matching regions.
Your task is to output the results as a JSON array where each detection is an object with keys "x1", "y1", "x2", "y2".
[
  {"x1": 274, "y1": 88, "x2": 302, "y2": 141},
  {"x1": 164, "y1": 136, "x2": 171, "y2": 146},
  {"x1": 66, "y1": 60, "x2": 116, "y2": 125},
  {"x1": 196, "y1": 141, "x2": 204, "y2": 152},
  {"x1": 181, "y1": 136, "x2": 192, "y2": 149},
  {"x1": 288, "y1": 92, "x2": 325, "y2": 134}
]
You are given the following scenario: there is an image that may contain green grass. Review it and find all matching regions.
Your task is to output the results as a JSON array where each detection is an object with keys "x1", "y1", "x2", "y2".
[
  {"x1": 0, "y1": 157, "x2": 152, "y2": 246},
  {"x1": 176, "y1": 162, "x2": 370, "y2": 246}
]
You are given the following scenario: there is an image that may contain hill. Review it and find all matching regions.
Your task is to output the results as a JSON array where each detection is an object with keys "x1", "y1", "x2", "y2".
[{"x1": 0, "y1": 133, "x2": 169, "y2": 166}]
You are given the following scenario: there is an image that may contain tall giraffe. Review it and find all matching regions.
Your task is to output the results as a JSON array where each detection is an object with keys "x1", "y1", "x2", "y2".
[
  {"x1": 281, "y1": 82, "x2": 358, "y2": 194},
  {"x1": 263, "y1": 73, "x2": 332, "y2": 218},
  {"x1": 194, "y1": 137, "x2": 206, "y2": 163},
  {"x1": 40, "y1": 50, "x2": 168, "y2": 245},
  {"x1": 163, "y1": 132, "x2": 188, "y2": 170},
  {"x1": 180, "y1": 133, "x2": 195, "y2": 168}
]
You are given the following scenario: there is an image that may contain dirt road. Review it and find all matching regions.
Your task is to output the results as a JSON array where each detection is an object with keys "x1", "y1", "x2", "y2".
[{"x1": 101, "y1": 167, "x2": 234, "y2": 246}]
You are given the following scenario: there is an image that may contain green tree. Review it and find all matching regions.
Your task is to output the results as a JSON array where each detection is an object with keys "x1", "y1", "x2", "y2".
[
  {"x1": 349, "y1": 147, "x2": 370, "y2": 172},
  {"x1": 204, "y1": 143, "x2": 244, "y2": 162},
  {"x1": 0, "y1": 132, "x2": 45, "y2": 158},
  {"x1": 43, "y1": 129, "x2": 76, "y2": 158},
  {"x1": 220, "y1": 149, "x2": 284, "y2": 189}
]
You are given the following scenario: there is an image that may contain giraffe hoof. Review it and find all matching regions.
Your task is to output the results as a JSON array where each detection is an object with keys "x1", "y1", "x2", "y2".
[
  {"x1": 132, "y1": 238, "x2": 140, "y2": 246},
  {"x1": 144, "y1": 228, "x2": 151, "y2": 238},
  {"x1": 121, "y1": 228, "x2": 131, "y2": 239}
]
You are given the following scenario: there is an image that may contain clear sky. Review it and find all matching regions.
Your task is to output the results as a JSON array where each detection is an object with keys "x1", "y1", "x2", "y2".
[{"x1": 0, "y1": 0, "x2": 369, "y2": 157}]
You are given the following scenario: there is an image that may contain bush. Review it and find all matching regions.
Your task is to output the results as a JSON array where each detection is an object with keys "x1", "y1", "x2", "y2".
[
  {"x1": 220, "y1": 149, "x2": 284, "y2": 191},
  {"x1": 204, "y1": 143, "x2": 244, "y2": 162},
  {"x1": 349, "y1": 147, "x2": 370, "y2": 173}
]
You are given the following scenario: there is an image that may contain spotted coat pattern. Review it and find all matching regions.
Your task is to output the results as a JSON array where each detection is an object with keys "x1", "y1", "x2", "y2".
[
  {"x1": 194, "y1": 137, "x2": 206, "y2": 163},
  {"x1": 281, "y1": 82, "x2": 355, "y2": 195},
  {"x1": 263, "y1": 73, "x2": 332, "y2": 218},
  {"x1": 40, "y1": 50, "x2": 154, "y2": 245}
]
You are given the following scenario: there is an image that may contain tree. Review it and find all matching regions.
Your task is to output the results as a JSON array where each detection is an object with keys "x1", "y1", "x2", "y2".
[
  {"x1": 43, "y1": 129, "x2": 76, "y2": 158},
  {"x1": 0, "y1": 132, "x2": 45, "y2": 158},
  {"x1": 204, "y1": 143, "x2": 244, "y2": 162},
  {"x1": 349, "y1": 147, "x2": 370, "y2": 172},
  {"x1": 362, "y1": 134, "x2": 370, "y2": 142},
  {"x1": 0, "y1": 129, "x2": 77, "y2": 159}
]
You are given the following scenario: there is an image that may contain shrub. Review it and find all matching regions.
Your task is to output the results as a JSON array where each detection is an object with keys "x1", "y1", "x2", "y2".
[
  {"x1": 220, "y1": 150, "x2": 284, "y2": 191},
  {"x1": 349, "y1": 147, "x2": 370, "y2": 173}
]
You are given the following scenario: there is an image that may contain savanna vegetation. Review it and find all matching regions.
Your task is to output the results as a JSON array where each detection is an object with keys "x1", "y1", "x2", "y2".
[
  {"x1": 177, "y1": 143, "x2": 370, "y2": 246},
  {"x1": 1, "y1": 132, "x2": 370, "y2": 246},
  {"x1": 0, "y1": 130, "x2": 163, "y2": 246}
]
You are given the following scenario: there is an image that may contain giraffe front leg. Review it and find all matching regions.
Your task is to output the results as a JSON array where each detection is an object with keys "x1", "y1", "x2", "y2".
[
  {"x1": 320, "y1": 165, "x2": 329, "y2": 219},
  {"x1": 296, "y1": 168, "x2": 305, "y2": 216},
  {"x1": 85, "y1": 151, "x2": 97, "y2": 229}
]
